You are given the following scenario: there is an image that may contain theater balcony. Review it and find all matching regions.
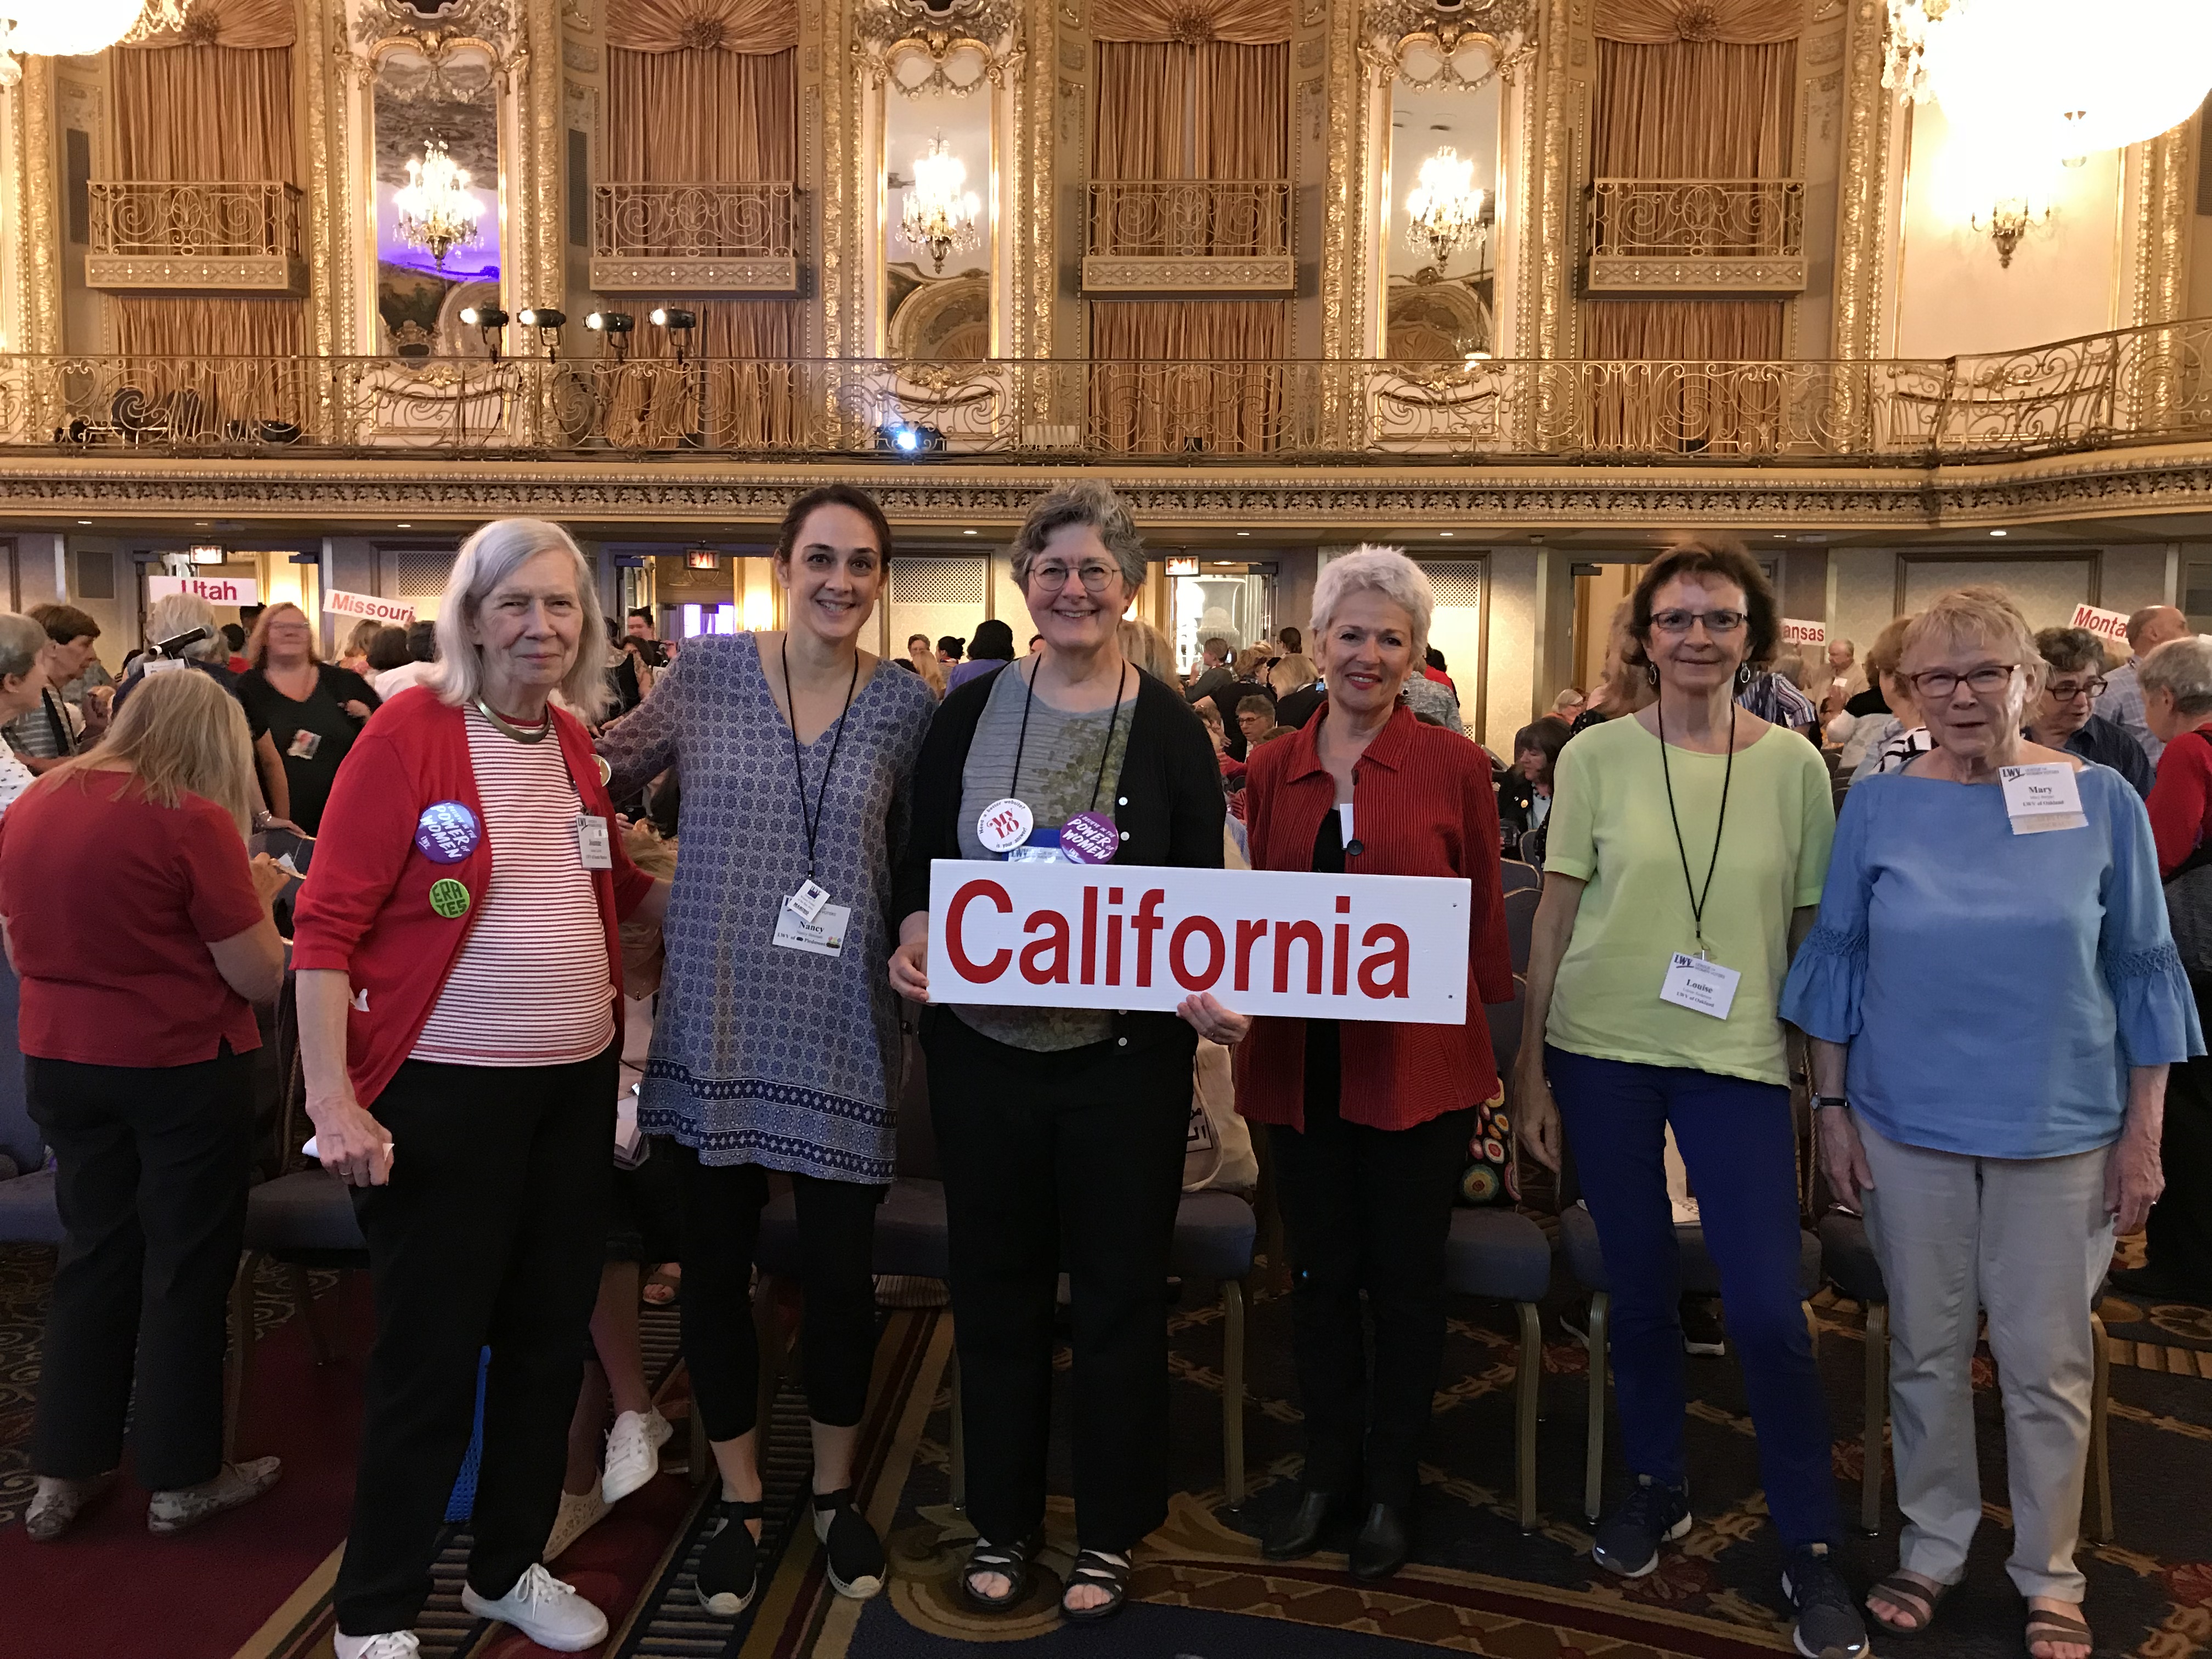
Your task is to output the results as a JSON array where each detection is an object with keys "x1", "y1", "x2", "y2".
[
  {"x1": 1583, "y1": 179, "x2": 1807, "y2": 297},
  {"x1": 84, "y1": 181, "x2": 309, "y2": 295},
  {"x1": 589, "y1": 182, "x2": 802, "y2": 295},
  {"x1": 1082, "y1": 181, "x2": 1296, "y2": 295}
]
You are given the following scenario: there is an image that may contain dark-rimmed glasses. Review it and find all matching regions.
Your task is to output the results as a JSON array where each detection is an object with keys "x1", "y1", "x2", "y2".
[{"x1": 1906, "y1": 664, "x2": 2019, "y2": 699}]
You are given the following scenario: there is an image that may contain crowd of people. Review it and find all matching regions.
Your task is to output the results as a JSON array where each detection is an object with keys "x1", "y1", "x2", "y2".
[{"x1": 0, "y1": 513, "x2": 2205, "y2": 1659}]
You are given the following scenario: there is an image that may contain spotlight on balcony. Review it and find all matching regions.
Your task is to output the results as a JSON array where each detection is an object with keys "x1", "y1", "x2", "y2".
[
  {"x1": 874, "y1": 421, "x2": 944, "y2": 456},
  {"x1": 459, "y1": 304, "x2": 510, "y2": 359},
  {"x1": 517, "y1": 307, "x2": 567, "y2": 359},
  {"x1": 648, "y1": 307, "x2": 697, "y2": 330},
  {"x1": 585, "y1": 310, "x2": 635, "y2": 360}
]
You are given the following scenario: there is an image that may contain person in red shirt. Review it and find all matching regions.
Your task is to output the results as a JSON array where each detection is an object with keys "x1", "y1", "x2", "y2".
[
  {"x1": 2122, "y1": 635, "x2": 2212, "y2": 1305},
  {"x1": 294, "y1": 519, "x2": 667, "y2": 1659},
  {"x1": 1179, "y1": 545, "x2": 1514, "y2": 1584},
  {"x1": 0, "y1": 669, "x2": 289, "y2": 1542}
]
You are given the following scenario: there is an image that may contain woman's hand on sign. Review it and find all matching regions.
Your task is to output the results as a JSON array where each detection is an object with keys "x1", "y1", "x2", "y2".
[
  {"x1": 889, "y1": 911, "x2": 930, "y2": 1003},
  {"x1": 1177, "y1": 992, "x2": 1250, "y2": 1046}
]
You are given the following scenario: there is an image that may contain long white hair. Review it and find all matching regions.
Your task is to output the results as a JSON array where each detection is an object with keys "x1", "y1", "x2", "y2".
[{"x1": 432, "y1": 518, "x2": 610, "y2": 721}]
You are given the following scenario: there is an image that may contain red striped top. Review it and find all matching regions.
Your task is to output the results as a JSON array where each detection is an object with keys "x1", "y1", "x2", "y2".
[{"x1": 412, "y1": 705, "x2": 616, "y2": 1065}]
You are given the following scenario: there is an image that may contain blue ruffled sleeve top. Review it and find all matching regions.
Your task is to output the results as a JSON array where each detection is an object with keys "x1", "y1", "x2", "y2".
[{"x1": 1780, "y1": 763, "x2": 2204, "y2": 1159}]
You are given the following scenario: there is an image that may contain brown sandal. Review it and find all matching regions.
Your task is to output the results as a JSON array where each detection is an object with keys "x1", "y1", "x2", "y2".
[
  {"x1": 1866, "y1": 1571, "x2": 1953, "y2": 1636},
  {"x1": 2024, "y1": 1607, "x2": 2094, "y2": 1659}
]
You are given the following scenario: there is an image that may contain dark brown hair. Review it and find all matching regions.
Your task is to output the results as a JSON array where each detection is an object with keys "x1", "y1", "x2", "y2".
[
  {"x1": 774, "y1": 484, "x2": 893, "y2": 568},
  {"x1": 1511, "y1": 714, "x2": 1572, "y2": 786},
  {"x1": 29, "y1": 602, "x2": 99, "y2": 645},
  {"x1": 1622, "y1": 534, "x2": 1780, "y2": 675}
]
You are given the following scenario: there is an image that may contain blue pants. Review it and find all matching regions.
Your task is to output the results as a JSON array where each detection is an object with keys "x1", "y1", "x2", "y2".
[{"x1": 1545, "y1": 1046, "x2": 1840, "y2": 1548}]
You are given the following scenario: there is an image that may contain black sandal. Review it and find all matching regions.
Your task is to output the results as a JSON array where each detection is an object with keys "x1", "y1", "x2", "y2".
[
  {"x1": 960, "y1": 1535, "x2": 1036, "y2": 1612},
  {"x1": 1060, "y1": 1549, "x2": 1131, "y2": 1622}
]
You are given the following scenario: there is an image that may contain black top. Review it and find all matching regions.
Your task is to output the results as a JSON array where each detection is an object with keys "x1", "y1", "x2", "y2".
[
  {"x1": 1567, "y1": 706, "x2": 1611, "y2": 737},
  {"x1": 1844, "y1": 685, "x2": 1890, "y2": 718},
  {"x1": 894, "y1": 659, "x2": 1226, "y2": 1051},
  {"x1": 235, "y1": 664, "x2": 380, "y2": 833},
  {"x1": 1184, "y1": 665, "x2": 1233, "y2": 706},
  {"x1": 1274, "y1": 682, "x2": 1327, "y2": 731},
  {"x1": 2063, "y1": 712, "x2": 2155, "y2": 799},
  {"x1": 1209, "y1": 678, "x2": 1276, "y2": 761},
  {"x1": 1301, "y1": 805, "x2": 1346, "y2": 1122},
  {"x1": 114, "y1": 658, "x2": 266, "y2": 742}
]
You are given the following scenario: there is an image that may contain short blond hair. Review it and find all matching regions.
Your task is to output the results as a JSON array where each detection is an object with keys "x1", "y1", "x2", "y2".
[
  {"x1": 1118, "y1": 618, "x2": 1178, "y2": 682},
  {"x1": 48, "y1": 665, "x2": 256, "y2": 836},
  {"x1": 1864, "y1": 613, "x2": 1917, "y2": 684},
  {"x1": 1901, "y1": 586, "x2": 2044, "y2": 702},
  {"x1": 245, "y1": 601, "x2": 320, "y2": 669}
]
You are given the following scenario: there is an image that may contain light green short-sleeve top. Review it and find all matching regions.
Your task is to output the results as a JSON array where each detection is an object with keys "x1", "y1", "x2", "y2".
[{"x1": 1542, "y1": 715, "x2": 1835, "y2": 1086}]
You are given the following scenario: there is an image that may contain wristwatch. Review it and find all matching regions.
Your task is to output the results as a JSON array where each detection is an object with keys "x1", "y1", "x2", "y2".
[{"x1": 1810, "y1": 1094, "x2": 1850, "y2": 1113}]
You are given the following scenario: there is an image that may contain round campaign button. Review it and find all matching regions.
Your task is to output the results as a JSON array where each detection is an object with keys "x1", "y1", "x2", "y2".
[
  {"x1": 595, "y1": 754, "x2": 613, "y2": 787},
  {"x1": 1059, "y1": 811, "x2": 1120, "y2": 865},
  {"x1": 427, "y1": 878, "x2": 472, "y2": 919},
  {"x1": 975, "y1": 797, "x2": 1035, "y2": 854},
  {"x1": 414, "y1": 800, "x2": 481, "y2": 865}
]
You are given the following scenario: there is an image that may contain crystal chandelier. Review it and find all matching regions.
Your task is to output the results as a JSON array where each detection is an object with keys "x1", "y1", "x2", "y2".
[
  {"x1": 1890, "y1": 0, "x2": 2212, "y2": 162},
  {"x1": 897, "y1": 136, "x2": 981, "y2": 276},
  {"x1": 1404, "y1": 148, "x2": 1486, "y2": 273},
  {"x1": 393, "y1": 137, "x2": 486, "y2": 272},
  {"x1": 0, "y1": 0, "x2": 189, "y2": 88}
]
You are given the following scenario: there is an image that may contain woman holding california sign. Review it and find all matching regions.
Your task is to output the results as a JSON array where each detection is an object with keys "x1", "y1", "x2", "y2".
[
  {"x1": 888, "y1": 481, "x2": 1224, "y2": 1623},
  {"x1": 1220, "y1": 546, "x2": 1514, "y2": 1584}
]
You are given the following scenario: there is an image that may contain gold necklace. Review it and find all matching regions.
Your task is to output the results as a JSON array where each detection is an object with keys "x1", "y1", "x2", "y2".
[{"x1": 475, "y1": 696, "x2": 552, "y2": 744}]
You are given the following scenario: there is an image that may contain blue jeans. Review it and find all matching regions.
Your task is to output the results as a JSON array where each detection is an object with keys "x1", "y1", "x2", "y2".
[{"x1": 1545, "y1": 1046, "x2": 1841, "y2": 1548}]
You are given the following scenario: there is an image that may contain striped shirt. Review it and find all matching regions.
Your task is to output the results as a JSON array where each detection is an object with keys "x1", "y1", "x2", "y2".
[{"x1": 412, "y1": 705, "x2": 614, "y2": 1065}]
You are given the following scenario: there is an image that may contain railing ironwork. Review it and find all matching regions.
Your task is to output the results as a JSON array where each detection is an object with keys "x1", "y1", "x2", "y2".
[
  {"x1": 9, "y1": 317, "x2": 2212, "y2": 462},
  {"x1": 1587, "y1": 178, "x2": 1804, "y2": 259},
  {"x1": 591, "y1": 182, "x2": 798, "y2": 259},
  {"x1": 87, "y1": 180, "x2": 304, "y2": 259},
  {"x1": 1086, "y1": 180, "x2": 1292, "y2": 258}
]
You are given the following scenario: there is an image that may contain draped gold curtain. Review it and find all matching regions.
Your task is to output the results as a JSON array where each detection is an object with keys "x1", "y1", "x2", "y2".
[
  {"x1": 1088, "y1": 301, "x2": 1285, "y2": 454},
  {"x1": 1091, "y1": 42, "x2": 1288, "y2": 182},
  {"x1": 1590, "y1": 39, "x2": 1796, "y2": 178},
  {"x1": 604, "y1": 46, "x2": 795, "y2": 182},
  {"x1": 1582, "y1": 303, "x2": 1787, "y2": 453}
]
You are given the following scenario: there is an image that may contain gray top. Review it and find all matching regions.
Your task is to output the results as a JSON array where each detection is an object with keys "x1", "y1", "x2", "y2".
[
  {"x1": 598, "y1": 634, "x2": 937, "y2": 1183},
  {"x1": 953, "y1": 659, "x2": 1134, "y2": 1051}
]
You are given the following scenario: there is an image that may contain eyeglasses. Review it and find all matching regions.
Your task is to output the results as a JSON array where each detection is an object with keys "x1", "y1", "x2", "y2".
[
  {"x1": 1906, "y1": 664, "x2": 2019, "y2": 699},
  {"x1": 1028, "y1": 561, "x2": 1120, "y2": 594},
  {"x1": 1650, "y1": 608, "x2": 1747, "y2": 636},
  {"x1": 2046, "y1": 675, "x2": 2108, "y2": 701}
]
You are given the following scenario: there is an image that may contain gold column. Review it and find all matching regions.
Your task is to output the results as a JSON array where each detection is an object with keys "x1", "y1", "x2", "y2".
[
  {"x1": 300, "y1": 0, "x2": 337, "y2": 358},
  {"x1": 20, "y1": 58, "x2": 60, "y2": 355},
  {"x1": 2131, "y1": 123, "x2": 2191, "y2": 331},
  {"x1": 526, "y1": 0, "x2": 567, "y2": 312},
  {"x1": 1319, "y1": 0, "x2": 1364, "y2": 358},
  {"x1": 1830, "y1": 0, "x2": 1891, "y2": 363},
  {"x1": 1531, "y1": 0, "x2": 1579, "y2": 364}
]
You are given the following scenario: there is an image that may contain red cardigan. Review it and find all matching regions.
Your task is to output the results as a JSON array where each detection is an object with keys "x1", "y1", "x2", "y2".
[
  {"x1": 1234, "y1": 703, "x2": 1514, "y2": 1132},
  {"x1": 292, "y1": 689, "x2": 654, "y2": 1107}
]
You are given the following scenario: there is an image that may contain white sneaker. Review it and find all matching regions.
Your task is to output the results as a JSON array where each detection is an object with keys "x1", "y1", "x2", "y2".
[
  {"x1": 546, "y1": 1486, "x2": 610, "y2": 1561},
  {"x1": 460, "y1": 1563, "x2": 609, "y2": 1652},
  {"x1": 332, "y1": 1634, "x2": 421, "y2": 1659},
  {"x1": 600, "y1": 1407, "x2": 673, "y2": 1504}
]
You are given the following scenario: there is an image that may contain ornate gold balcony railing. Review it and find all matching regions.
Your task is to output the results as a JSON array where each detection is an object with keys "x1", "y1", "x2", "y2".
[
  {"x1": 7, "y1": 315, "x2": 2211, "y2": 461},
  {"x1": 85, "y1": 181, "x2": 307, "y2": 293},
  {"x1": 589, "y1": 182, "x2": 800, "y2": 293},
  {"x1": 1585, "y1": 178, "x2": 1806, "y2": 294},
  {"x1": 1084, "y1": 180, "x2": 1294, "y2": 293}
]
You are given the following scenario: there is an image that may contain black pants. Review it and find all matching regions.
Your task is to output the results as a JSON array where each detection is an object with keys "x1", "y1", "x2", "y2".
[
  {"x1": 1268, "y1": 1034, "x2": 1473, "y2": 1512},
  {"x1": 923, "y1": 1009, "x2": 1193, "y2": 1554},
  {"x1": 28, "y1": 1047, "x2": 253, "y2": 1492},
  {"x1": 671, "y1": 1144, "x2": 885, "y2": 1440},
  {"x1": 2147, "y1": 982, "x2": 2212, "y2": 1287},
  {"x1": 332, "y1": 1042, "x2": 617, "y2": 1639}
]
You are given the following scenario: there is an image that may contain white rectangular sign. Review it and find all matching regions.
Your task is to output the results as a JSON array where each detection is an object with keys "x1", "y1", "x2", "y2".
[
  {"x1": 926, "y1": 859, "x2": 1474, "y2": 1025},
  {"x1": 325, "y1": 589, "x2": 417, "y2": 625},
  {"x1": 1780, "y1": 617, "x2": 1826, "y2": 647},
  {"x1": 2071, "y1": 602, "x2": 2131, "y2": 642},
  {"x1": 147, "y1": 573, "x2": 259, "y2": 605}
]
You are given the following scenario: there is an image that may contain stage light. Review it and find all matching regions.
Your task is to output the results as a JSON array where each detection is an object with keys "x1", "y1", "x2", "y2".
[{"x1": 648, "y1": 306, "x2": 697, "y2": 330}]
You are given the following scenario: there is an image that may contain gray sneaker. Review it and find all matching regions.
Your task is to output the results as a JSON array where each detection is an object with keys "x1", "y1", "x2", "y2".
[
  {"x1": 1784, "y1": 1543, "x2": 1871, "y2": 1659},
  {"x1": 147, "y1": 1457, "x2": 283, "y2": 1535}
]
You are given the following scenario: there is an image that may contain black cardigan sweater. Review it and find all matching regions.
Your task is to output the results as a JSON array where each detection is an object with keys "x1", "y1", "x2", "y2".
[{"x1": 892, "y1": 660, "x2": 1227, "y2": 1049}]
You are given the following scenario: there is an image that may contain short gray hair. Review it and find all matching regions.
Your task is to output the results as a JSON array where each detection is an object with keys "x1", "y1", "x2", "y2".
[
  {"x1": 1009, "y1": 482, "x2": 1147, "y2": 594},
  {"x1": 432, "y1": 518, "x2": 610, "y2": 720},
  {"x1": 2139, "y1": 635, "x2": 2212, "y2": 719},
  {"x1": 1310, "y1": 545, "x2": 1435, "y2": 667},
  {"x1": 0, "y1": 613, "x2": 44, "y2": 682},
  {"x1": 145, "y1": 592, "x2": 227, "y2": 663}
]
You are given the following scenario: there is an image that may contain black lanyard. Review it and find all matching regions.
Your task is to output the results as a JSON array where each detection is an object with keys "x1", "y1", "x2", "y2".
[
  {"x1": 1008, "y1": 656, "x2": 1130, "y2": 819},
  {"x1": 780, "y1": 637, "x2": 861, "y2": 883},
  {"x1": 1655, "y1": 689, "x2": 1736, "y2": 956}
]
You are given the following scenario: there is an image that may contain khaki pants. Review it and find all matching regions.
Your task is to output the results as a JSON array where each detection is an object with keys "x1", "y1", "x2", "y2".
[{"x1": 1858, "y1": 1115, "x2": 2113, "y2": 1601}]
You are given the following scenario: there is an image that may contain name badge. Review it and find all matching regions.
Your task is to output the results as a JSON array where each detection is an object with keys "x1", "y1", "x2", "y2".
[
  {"x1": 2000, "y1": 761, "x2": 2087, "y2": 834},
  {"x1": 1005, "y1": 826, "x2": 1065, "y2": 865},
  {"x1": 976, "y1": 797, "x2": 1034, "y2": 853},
  {"x1": 575, "y1": 815, "x2": 613, "y2": 870},
  {"x1": 286, "y1": 729, "x2": 321, "y2": 760},
  {"x1": 787, "y1": 878, "x2": 832, "y2": 923},
  {"x1": 1658, "y1": 952, "x2": 1740, "y2": 1020},
  {"x1": 772, "y1": 900, "x2": 850, "y2": 957}
]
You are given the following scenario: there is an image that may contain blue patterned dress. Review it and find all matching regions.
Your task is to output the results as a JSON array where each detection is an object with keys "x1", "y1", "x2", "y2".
[{"x1": 598, "y1": 636, "x2": 936, "y2": 1183}]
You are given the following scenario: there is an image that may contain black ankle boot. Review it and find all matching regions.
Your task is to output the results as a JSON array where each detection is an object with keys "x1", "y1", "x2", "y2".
[
  {"x1": 1261, "y1": 1488, "x2": 1340, "y2": 1560},
  {"x1": 1350, "y1": 1503, "x2": 1410, "y2": 1582}
]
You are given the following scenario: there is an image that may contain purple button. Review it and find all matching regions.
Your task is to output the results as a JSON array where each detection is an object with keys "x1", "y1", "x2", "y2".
[
  {"x1": 1060, "y1": 811, "x2": 1120, "y2": 865},
  {"x1": 414, "y1": 800, "x2": 481, "y2": 865}
]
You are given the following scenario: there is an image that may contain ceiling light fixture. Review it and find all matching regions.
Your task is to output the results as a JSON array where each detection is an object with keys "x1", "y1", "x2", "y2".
[
  {"x1": 1970, "y1": 191, "x2": 2051, "y2": 268},
  {"x1": 0, "y1": 0, "x2": 185, "y2": 88},
  {"x1": 393, "y1": 137, "x2": 484, "y2": 272},
  {"x1": 898, "y1": 135, "x2": 981, "y2": 276},
  {"x1": 1989, "y1": 528, "x2": 2007, "y2": 537}
]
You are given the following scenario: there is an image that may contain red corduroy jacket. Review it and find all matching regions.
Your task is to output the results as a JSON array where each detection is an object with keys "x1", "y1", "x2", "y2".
[
  {"x1": 1233, "y1": 702, "x2": 1515, "y2": 1132},
  {"x1": 292, "y1": 688, "x2": 654, "y2": 1106}
]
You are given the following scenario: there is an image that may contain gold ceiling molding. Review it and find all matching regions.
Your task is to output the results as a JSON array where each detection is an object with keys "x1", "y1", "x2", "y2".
[
  {"x1": 852, "y1": 0, "x2": 1019, "y2": 93},
  {"x1": 602, "y1": 0, "x2": 798, "y2": 52},
  {"x1": 1591, "y1": 0, "x2": 1798, "y2": 43},
  {"x1": 2132, "y1": 124, "x2": 2189, "y2": 332},
  {"x1": 1090, "y1": 0, "x2": 1291, "y2": 45},
  {"x1": 1360, "y1": 0, "x2": 1538, "y2": 87},
  {"x1": 25, "y1": 441, "x2": 2212, "y2": 529}
]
